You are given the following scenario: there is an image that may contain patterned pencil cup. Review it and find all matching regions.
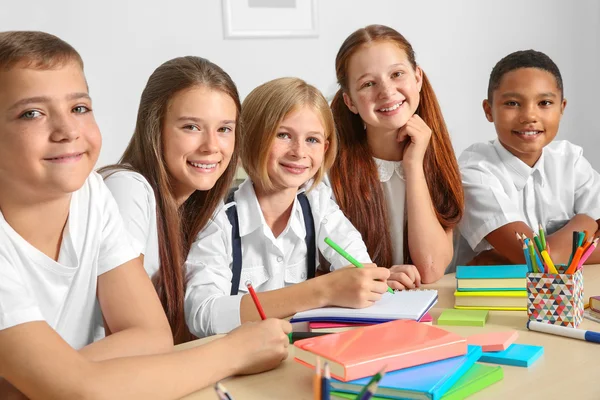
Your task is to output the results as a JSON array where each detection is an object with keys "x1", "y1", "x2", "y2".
[{"x1": 527, "y1": 265, "x2": 584, "y2": 328}]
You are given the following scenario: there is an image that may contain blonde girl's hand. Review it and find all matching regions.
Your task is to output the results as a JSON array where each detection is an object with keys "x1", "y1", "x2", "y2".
[
  {"x1": 396, "y1": 114, "x2": 432, "y2": 168},
  {"x1": 322, "y1": 264, "x2": 391, "y2": 308},
  {"x1": 387, "y1": 264, "x2": 421, "y2": 290}
]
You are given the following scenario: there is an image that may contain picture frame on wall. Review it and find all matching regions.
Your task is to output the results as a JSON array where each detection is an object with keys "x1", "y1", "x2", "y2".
[{"x1": 222, "y1": 0, "x2": 319, "y2": 39}]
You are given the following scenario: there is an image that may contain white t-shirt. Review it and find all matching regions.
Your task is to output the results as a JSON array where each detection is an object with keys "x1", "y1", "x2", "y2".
[
  {"x1": 454, "y1": 139, "x2": 600, "y2": 267},
  {"x1": 0, "y1": 172, "x2": 138, "y2": 349},
  {"x1": 103, "y1": 170, "x2": 160, "y2": 279},
  {"x1": 184, "y1": 178, "x2": 372, "y2": 337}
]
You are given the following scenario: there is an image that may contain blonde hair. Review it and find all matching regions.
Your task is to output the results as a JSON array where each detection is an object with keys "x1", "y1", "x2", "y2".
[
  {"x1": 0, "y1": 31, "x2": 83, "y2": 70},
  {"x1": 240, "y1": 77, "x2": 337, "y2": 191}
]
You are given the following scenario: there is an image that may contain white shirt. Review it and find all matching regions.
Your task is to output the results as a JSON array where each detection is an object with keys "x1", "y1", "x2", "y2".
[
  {"x1": 454, "y1": 139, "x2": 600, "y2": 267},
  {"x1": 0, "y1": 172, "x2": 138, "y2": 349},
  {"x1": 374, "y1": 157, "x2": 407, "y2": 265},
  {"x1": 103, "y1": 170, "x2": 160, "y2": 279},
  {"x1": 184, "y1": 178, "x2": 372, "y2": 337}
]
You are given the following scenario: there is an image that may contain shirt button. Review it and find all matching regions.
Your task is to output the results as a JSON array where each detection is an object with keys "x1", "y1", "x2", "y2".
[
  {"x1": 277, "y1": 256, "x2": 283, "y2": 262},
  {"x1": 322, "y1": 218, "x2": 328, "y2": 224},
  {"x1": 301, "y1": 272, "x2": 307, "y2": 279}
]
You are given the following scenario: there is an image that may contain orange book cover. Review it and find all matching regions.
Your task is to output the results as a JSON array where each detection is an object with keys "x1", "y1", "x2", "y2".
[{"x1": 294, "y1": 320, "x2": 467, "y2": 382}]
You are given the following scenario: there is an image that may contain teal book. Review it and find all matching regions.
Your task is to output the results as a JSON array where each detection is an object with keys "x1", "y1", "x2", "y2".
[
  {"x1": 456, "y1": 265, "x2": 528, "y2": 279},
  {"x1": 330, "y1": 346, "x2": 482, "y2": 400},
  {"x1": 479, "y1": 343, "x2": 543, "y2": 367},
  {"x1": 330, "y1": 363, "x2": 503, "y2": 400}
]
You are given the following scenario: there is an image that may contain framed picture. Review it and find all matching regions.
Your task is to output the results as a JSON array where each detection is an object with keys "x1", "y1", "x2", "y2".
[{"x1": 222, "y1": 0, "x2": 319, "y2": 39}]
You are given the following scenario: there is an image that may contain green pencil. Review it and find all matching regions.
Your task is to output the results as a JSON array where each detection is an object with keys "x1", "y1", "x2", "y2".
[
  {"x1": 354, "y1": 367, "x2": 386, "y2": 399},
  {"x1": 324, "y1": 237, "x2": 394, "y2": 294},
  {"x1": 538, "y1": 224, "x2": 546, "y2": 250}
]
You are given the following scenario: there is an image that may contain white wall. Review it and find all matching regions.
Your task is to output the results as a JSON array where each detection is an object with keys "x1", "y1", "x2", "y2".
[{"x1": 1, "y1": 0, "x2": 599, "y2": 169}]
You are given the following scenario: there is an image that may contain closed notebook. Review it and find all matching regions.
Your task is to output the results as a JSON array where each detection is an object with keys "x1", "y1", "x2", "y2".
[
  {"x1": 456, "y1": 265, "x2": 529, "y2": 279},
  {"x1": 454, "y1": 290, "x2": 527, "y2": 309},
  {"x1": 590, "y1": 296, "x2": 600, "y2": 312},
  {"x1": 292, "y1": 290, "x2": 437, "y2": 323},
  {"x1": 330, "y1": 345, "x2": 482, "y2": 400},
  {"x1": 308, "y1": 312, "x2": 433, "y2": 333},
  {"x1": 330, "y1": 363, "x2": 504, "y2": 400},
  {"x1": 479, "y1": 343, "x2": 544, "y2": 367},
  {"x1": 294, "y1": 320, "x2": 467, "y2": 382}
]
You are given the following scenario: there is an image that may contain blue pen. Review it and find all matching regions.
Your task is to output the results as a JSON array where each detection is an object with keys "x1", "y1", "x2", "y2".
[{"x1": 527, "y1": 320, "x2": 600, "y2": 344}]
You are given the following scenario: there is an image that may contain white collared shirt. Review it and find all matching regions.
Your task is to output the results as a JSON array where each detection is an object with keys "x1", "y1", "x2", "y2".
[
  {"x1": 184, "y1": 178, "x2": 372, "y2": 337},
  {"x1": 454, "y1": 139, "x2": 600, "y2": 267},
  {"x1": 374, "y1": 157, "x2": 407, "y2": 265}
]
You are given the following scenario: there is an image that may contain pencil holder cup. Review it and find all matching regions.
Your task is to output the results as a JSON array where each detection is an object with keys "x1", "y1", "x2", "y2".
[{"x1": 527, "y1": 265, "x2": 584, "y2": 328}]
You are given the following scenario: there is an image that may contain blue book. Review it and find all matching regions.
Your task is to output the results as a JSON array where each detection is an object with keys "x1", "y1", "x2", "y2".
[
  {"x1": 330, "y1": 346, "x2": 483, "y2": 400},
  {"x1": 456, "y1": 265, "x2": 528, "y2": 279},
  {"x1": 478, "y1": 343, "x2": 543, "y2": 367}
]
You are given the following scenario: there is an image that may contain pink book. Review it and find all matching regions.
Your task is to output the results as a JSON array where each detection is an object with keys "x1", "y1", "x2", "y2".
[{"x1": 295, "y1": 320, "x2": 467, "y2": 382}]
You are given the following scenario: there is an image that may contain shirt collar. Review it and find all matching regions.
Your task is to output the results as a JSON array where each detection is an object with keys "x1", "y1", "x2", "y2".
[
  {"x1": 492, "y1": 139, "x2": 546, "y2": 190},
  {"x1": 234, "y1": 179, "x2": 306, "y2": 239},
  {"x1": 373, "y1": 157, "x2": 405, "y2": 182}
]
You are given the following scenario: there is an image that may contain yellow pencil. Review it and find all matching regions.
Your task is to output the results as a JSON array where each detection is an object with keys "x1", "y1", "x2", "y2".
[{"x1": 541, "y1": 250, "x2": 558, "y2": 274}]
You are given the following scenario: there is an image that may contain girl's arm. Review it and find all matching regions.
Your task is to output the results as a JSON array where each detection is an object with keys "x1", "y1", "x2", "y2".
[
  {"x1": 400, "y1": 115, "x2": 453, "y2": 283},
  {"x1": 0, "y1": 318, "x2": 290, "y2": 400}
]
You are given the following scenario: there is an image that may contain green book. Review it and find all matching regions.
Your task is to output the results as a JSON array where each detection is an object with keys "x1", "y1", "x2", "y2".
[
  {"x1": 330, "y1": 363, "x2": 503, "y2": 400},
  {"x1": 437, "y1": 308, "x2": 489, "y2": 327}
]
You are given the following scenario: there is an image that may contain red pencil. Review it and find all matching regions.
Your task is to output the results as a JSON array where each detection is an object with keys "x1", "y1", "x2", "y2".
[{"x1": 246, "y1": 280, "x2": 267, "y2": 320}]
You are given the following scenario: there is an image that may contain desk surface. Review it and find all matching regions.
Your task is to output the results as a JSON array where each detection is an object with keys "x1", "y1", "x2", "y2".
[{"x1": 177, "y1": 267, "x2": 600, "y2": 399}]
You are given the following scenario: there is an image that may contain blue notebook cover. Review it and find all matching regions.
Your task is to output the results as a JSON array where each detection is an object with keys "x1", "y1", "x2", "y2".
[
  {"x1": 478, "y1": 343, "x2": 543, "y2": 367},
  {"x1": 456, "y1": 265, "x2": 528, "y2": 279},
  {"x1": 330, "y1": 345, "x2": 483, "y2": 400}
]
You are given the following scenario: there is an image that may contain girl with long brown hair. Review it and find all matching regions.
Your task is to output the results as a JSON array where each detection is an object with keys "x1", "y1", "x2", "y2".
[
  {"x1": 185, "y1": 77, "x2": 396, "y2": 337},
  {"x1": 329, "y1": 25, "x2": 464, "y2": 284},
  {"x1": 100, "y1": 56, "x2": 291, "y2": 348}
]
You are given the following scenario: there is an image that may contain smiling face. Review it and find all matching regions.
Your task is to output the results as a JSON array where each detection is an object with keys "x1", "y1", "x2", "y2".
[
  {"x1": 342, "y1": 41, "x2": 423, "y2": 132},
  {"x1": 483, "y1": 67, "x2": 566, "y2": 167},
  {"x1": 161, "y1": 86, "x2": 236, "y2": 203},
  {"x1": 265, "y1": 106, "x2": 329, "y2": 192},
  {"x1": 0, "y1": 60, "x2": 101, "y2": 201}
]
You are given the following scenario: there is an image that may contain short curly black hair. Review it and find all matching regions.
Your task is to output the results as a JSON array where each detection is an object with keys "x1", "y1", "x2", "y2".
[{"x1": 487, "y1": 50, "x2": 563, "y2": 102}]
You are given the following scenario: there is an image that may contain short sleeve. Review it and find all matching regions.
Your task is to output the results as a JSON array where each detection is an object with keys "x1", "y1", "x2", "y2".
[
  {"x1": 0, "y1": 251, "x2": 43, "y2": 330},
  {"x1": 308, "y1": 183, "x2": 372, "y2": 270},
  {"x1": 103, "y1": 171, "x2": 154, "y2": 255},
  {"x1": 572, "y1": 150, "x2": 600, "y2": 220},
  {"x1": 459, "y1": 164, "x2": 525, "y2": 251},
  {"x1": 95, "y1": 175, "x2": 139, "y2": 275}
]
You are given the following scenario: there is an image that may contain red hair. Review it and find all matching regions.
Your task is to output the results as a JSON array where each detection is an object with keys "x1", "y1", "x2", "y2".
[{"x1": 329, "y1": 25, "x2": 464, "y2": 267}]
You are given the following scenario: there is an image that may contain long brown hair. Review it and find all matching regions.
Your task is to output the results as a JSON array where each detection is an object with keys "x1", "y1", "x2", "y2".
[
  {"x1": 100, "y1": 56, "x2": 240, "y2": 343},
  {"x1": 329, "y1": 25, "x2": 463, "y2": 267}
]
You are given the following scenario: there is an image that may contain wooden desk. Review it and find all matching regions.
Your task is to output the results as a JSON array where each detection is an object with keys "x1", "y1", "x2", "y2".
[{"x1": 177, "y1": 267, "x2": 600, "y2": 399}]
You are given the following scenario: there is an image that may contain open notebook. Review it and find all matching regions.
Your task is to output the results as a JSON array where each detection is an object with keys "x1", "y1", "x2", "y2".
[{"x1": 291, "y1": 289, "x2": 438, "y2": 323}]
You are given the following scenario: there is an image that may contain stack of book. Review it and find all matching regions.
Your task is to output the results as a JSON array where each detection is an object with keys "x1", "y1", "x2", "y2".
[
  {"x1": 294, "y1": 320, "x2": 503, "y2": 399},
  {"x1": 589, "y1": 296, "x2": 600, "y2": 319},
  {"x1": 454, "y1": 265, "x2": 529, "y2": 311}
]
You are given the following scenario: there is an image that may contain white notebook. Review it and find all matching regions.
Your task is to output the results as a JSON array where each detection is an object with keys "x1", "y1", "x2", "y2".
[{"x1": 291, "y1": 289, "x2": 438, "y2": 323}]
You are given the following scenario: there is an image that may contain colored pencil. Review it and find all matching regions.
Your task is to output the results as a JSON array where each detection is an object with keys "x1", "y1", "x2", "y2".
[
  {"x1": 527, "y1": 240, "x2": 540, "y2": 273},
  {"x1": 541, "y1": 250, "x2": 558, "y2": 274},
  {"x1": 538, "y1": 224, "x2": 547, "y2": 250},
  {"x1": 245, "y1": 281, "x2": 267, "y2": 320},
  {"x1": 577, "y1": 238, "x2": 599, "y2": 270},
  {"x1": 359, "y1": 378, "x2": 382, "y2": 400},
  {"x1": 215, "y1": 382, "x2": 234, "y2": 400},
  {"x1": 353, "y1": 366, "x2": 387, "y2": 400},
  {"x1": 515, "y1": 232, "x2": 524, "y2": 245},
  {"x1": 568, "y1": 231, "x2": 578, "y2": 266},
  {"x1": 313, "y1": 357, "x2": 321, "y2": 400},
  {"x1": 523, "y1": 243, "x2": 533, "y2": 273},
  {"x1": 566, "y1": 247, "x2": 584, "y2": 274},
  {"x1": 533, "y1": 233, "x2": 543, "y2": 253},
  {"x1": 321, "y1": 362, "x2": 330, "y2": 400}
]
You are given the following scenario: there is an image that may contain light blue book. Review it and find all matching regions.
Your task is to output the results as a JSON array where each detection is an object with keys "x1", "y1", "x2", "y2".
[
  {"x1": 478, "y1": 343, "x2": 543, "y2": 367},
  {"x1": 456, "y1": 265, "x2": 529, "y2": 279},
  {"x1": 330, "y1": 346, "x2": 483, "y2": 400}
]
